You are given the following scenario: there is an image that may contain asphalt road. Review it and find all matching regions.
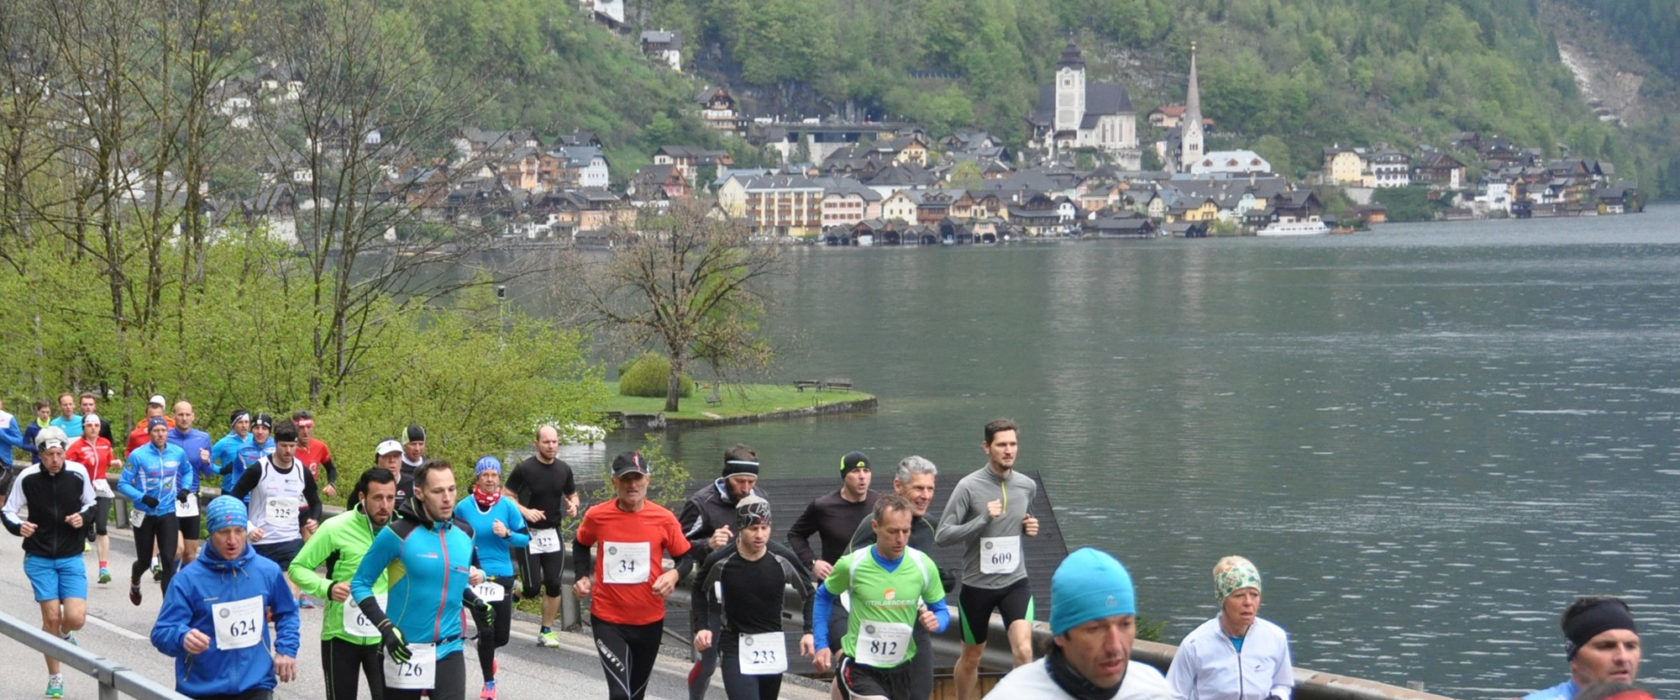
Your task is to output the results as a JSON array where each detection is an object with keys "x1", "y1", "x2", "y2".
[{"x1": 0, "y1": 525, "x2": 830, "y2": 699}]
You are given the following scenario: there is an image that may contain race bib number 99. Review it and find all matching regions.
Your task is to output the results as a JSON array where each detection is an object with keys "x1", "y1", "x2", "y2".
[{"x1": 602, "y1": 541, "x2": 651, "y2": 584}]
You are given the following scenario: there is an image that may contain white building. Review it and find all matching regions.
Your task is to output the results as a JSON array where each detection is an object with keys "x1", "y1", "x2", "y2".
[
  {"x1": 1188, "y1": 150, "x2": 1271, "y2": 177},
  {"x1": 1026, "y1": 42, "x2": 1139, "y2": 169}
]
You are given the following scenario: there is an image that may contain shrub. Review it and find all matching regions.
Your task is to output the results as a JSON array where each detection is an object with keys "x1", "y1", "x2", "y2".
[{"x1": 618, "y1": 353, "x2": 693, "y2": 398}]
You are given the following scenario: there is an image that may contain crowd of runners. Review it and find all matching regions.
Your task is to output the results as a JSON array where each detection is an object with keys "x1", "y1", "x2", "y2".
[{"x1": 0, "y1": 398, "x2": 1653, "y2": 700}]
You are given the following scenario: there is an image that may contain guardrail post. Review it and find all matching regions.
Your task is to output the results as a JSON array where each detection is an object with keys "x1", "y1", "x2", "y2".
[
  {"x1": 561, "y1": 548, "x2": 581, "y2": 629},
  {"x1": 97, "y1": 666, "x2": 119, "y2": 700}
]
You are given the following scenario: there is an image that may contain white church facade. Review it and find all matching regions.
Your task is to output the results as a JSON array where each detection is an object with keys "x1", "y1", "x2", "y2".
[{"x1": 1026, "y1": 43, "x2": 1140, "y2": 169}]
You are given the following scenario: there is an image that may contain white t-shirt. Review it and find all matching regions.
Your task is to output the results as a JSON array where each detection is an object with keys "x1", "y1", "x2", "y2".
[{"x1": 987, "y1": 658, "x2": 1172, "y2": 700}]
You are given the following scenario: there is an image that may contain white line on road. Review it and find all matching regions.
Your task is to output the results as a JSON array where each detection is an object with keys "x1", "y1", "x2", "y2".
[{"x1": 83, "y1": 614, "x2": 148, "y2": 641}]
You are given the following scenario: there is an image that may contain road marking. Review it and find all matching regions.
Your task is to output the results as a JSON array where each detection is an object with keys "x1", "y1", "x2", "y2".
[{"x1": 84, "y1": 614, "x2": 149, "y2": 641}]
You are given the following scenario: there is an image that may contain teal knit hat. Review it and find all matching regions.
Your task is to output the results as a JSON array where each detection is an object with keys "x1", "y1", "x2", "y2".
[{"x1": 1050, "y1": 548, "x2": 1136, "y2": 636}]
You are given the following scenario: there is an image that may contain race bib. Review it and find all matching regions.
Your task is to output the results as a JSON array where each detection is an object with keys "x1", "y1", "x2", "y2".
[
  {"x1": 602, "y1": 541, "x2": 651, "y2": 584},
  {"x1": 211, "y1": 595, "x2": 264, "y2": 650},
  {"x1": 738, "y1": 631, "x2": 788, "y2": 675},
  {"x1": 980, "y1": 536, "x2": 1021, "y2": 575},
  {"x1": 342, "y1": 593, "x2": 387, "y2": 638},
  {"x1": 93, "y1": 480, "x2": 114, "y2": 499},
  {"x1": 384, "y1": 643, "x2": 436, "y2": 690},
  {"x1": 855, "y1": 621, "x2": 912, "y2": 667},
  {"x1": 529, "y1": 527, "x2": 561, "y2": 554},
  {"x1": 130, "y1": 509, "x2": 144, "y2": 527},
  {"x1": 265, "y1": 496, "x2": 298, "y2": 524},
  {"x1": 177, "y1": 493, "x2": 199, "y2": 518},
  {"x1": 473, "y1": 581, "x2": 505, "y2": 603}
]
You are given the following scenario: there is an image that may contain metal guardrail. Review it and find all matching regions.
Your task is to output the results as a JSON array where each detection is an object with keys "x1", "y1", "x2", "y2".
[{"x1": 0, "y1": 609, "x2": 188, "y2": 700}]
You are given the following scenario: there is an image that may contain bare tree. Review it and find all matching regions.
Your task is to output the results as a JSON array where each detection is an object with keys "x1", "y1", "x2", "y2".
[{"x1": 582, "y1": 198, "x2": 780, "y2": 412}]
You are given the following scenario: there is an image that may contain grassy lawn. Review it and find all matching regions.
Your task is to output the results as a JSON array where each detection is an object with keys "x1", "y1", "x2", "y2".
[{"x1": 602, "y1": 383, "x2": 873, "y2": 420}]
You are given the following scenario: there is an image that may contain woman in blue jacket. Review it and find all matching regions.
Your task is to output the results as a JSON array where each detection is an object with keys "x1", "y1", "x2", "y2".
[
  {"x1": 150, "y1": 496, "x2": 300, "y2": 699},
  {"x1": 455, "y1": 456, "x2": 530, "y2": 699},
  {"x1": 118, "y1": 417, "x2": 188, "y2": 605}
]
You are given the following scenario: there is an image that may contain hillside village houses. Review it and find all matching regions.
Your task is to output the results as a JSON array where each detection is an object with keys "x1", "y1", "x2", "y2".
[{"x1": 156, "y1": 34, "x2": 1640, "y2": 248}]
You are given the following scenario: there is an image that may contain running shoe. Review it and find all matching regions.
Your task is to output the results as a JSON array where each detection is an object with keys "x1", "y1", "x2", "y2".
[
  {"x1": 298, "y1": 596, "x2": 316, "y2": 609},
  {"x1": 129, "y1": 584, "x2": 142, "y2": 606},
  {"x1": 45, "y1": 674, "x2": 64, "y2": 698},
  {"x1": 98, "y1": 568, "x2": 111, "y2": 584},
  {"x1": 480, "y1": 680, "x2": 497, "y2": 699},
  {"x1": 538, "y1": 630, "x2": 560, "y2": 648},
  {"x1": 61, "y1": 632, "x2": 77, "y2": 646},
  {"x1": 151, "y1": 563, "x2": 162, "y2": 581}
]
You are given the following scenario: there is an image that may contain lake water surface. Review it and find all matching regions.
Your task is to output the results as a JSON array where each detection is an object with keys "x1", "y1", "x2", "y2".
[{"x1": 569, "y1": 207, "x2": 1680, "y2": 697}]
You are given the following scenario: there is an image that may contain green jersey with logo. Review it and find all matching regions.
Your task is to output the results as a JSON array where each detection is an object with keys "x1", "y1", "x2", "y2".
[{"x1": 823, "y1": 545, "x2": 945, "y2": 669}]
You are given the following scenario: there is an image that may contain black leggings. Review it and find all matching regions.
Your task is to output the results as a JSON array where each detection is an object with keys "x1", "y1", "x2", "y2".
[
  {"x1": 322, "y1": 637, "x2": 384, "y2": 700},
  {"x1": 721, "y1": 649, "x2": 784, "y2": 700},
  {"x1": 518, "y1": 548, "x2": 566, "y2": 598},
  {"x1": 89, "y1": 496, "x2": 111, "y2": 537},
  {"x1": 593, "y1": 618, "x2": 664, "y2": 700},
  {"x1": 131, "y1": 512, "x2": 178, "y2": 591},
  {"x1": 470, "y1": 578, "x2": 514, "y2": 681},
  {"x1": 385, "y1": 648, "x2": 464, "y2": 700}
]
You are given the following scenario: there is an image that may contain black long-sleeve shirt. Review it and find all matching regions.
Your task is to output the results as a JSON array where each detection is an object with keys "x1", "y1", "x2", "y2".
[{"x1": 786, "y1": 488, "x2": 880, "y2": 569}]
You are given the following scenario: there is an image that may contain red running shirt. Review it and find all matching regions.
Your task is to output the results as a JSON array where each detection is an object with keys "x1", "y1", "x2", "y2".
[
  {"x1": 66, "y1": 436, "x2": 116, "y2": 481},
  {"x1": 574, "y1": 500, "x2": 691, "y2": 626}
]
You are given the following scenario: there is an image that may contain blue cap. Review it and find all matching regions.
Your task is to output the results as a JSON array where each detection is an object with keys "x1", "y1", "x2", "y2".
[
  {"x1": 475, "y1": 456, "x2": 502, "y2": 478},
  {"x1": 146, "y1": 416, "x2": 168, "y2": 430},
  {"x1": 1050, "y1": 548, "x2": 1137, "y2": 636},
  {"x1": 204, "y1": 496, "x2": 247, "y2": 534}
]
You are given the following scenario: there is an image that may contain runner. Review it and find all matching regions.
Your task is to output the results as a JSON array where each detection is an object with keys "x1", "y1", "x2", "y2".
[
  {"x1": 813, "y1": 494, "x2": 950, "y2": 700},
  {"x1": 289, "y1": 468, "x2": 400, "y2": 700},
  {"x1": 222, "y1": 413, "x2": 276, "y2": 496},
  {"x1": 3, "y1": 427, "x2": 97, "y2": 699},
  {"x1": 65, "y1": 414, "x2": 120, "y2": 584},
  {"x1": 502, "y1": 424, "x2": 578, "y2": 647},
  {"x1": 396, "y1": 424, "x2": 430, "y2": 510},
  {"x1": 210, "y1": 409, "x2": 251, "y2": 481},
  {"x1": 352, "y1": 459, "x2": 491, "y2": 700},
  {"x1": 151, "y1": 496, "x2": 301, "y2": 699},
  {"x1": 680, "y1": 444, "x2": 769, "y2": 699},
  {"x1": 847, "y1": 456, "x2": 951, "y2": 700},
  {"x1": 49, "y1": 393, "x2": 82, "y2": 438},
  {"x1": 935, "y1": 419, "x2": 1040, "y2": 700},
  {"x1": 788, "y1": 450, "x2": 881, "y2": 671},
  {"x1": 167, "y1": 401, "x2": 216, "y2": 567},
  {"x1": 693, "y1": 495, "x2": 816, "y2": 700},
  {"x1": 985, "y1": 549, "x2": 1170, "y2": 700},
  {"x1": 293, "y1": 409, "x2": 339, "y2": 500},
  {"x1": 456, "y1": 456, "x2": 529, "y2": 699},
  {"x1": 77, "y1": 392, "x2": 115, "y2": 442},
  {"x1": 227, "y1": 419, "x2": 323, "y2": 607},
  {"x1": 0, "y1": 398, "x2": 23, "y2": 477},
  {"x1": 19, "y1": 400, "x2": 52, "y2": 464},
  {"x1": 124, "y1": 394, "x2": 176, "y2": 455},
  {"x1": 573, "y1": 451, "x2": 693, "y2": 700},
  {"x1": 349, "y1": 439, "x2": 405, "y2": 512},
  {"x1": 118, "y1": 416, "x2": 187, "y2": 605}
]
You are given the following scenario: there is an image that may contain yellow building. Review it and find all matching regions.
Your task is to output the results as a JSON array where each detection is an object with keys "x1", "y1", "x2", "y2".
[{"x1": 1322, "y1": 147, "x2": 1369, "y2": 186}]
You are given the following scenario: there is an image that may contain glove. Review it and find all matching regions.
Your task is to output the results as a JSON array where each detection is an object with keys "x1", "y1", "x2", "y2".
[
  {"x1": 467, "y1": 595, "x2": 494, "y2": 630},
  {"x1": 177, "y1": 489, "x2": 190, "y2": 503},
  {"x1": 379, "y1": 621, "x2": 411, "y2": 665},
  {"x1": 141, "y1": 495, "x2": 159, "y2": 509},
  {"x1": 217, "y1": 463, "x2": 232, "y2": 476}
]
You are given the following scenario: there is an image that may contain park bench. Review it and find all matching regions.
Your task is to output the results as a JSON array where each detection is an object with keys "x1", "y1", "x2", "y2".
[
  {"x1": 794, "y1": 379, "x2": 821, "y2": 391},
  {"x1": 820, "y1": 378, "x2": 853, "y2": 391}
]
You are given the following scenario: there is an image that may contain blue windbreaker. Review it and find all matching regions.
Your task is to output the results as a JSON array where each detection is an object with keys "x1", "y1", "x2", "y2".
[
  {"x1": 166, "y1": 427, "x2": 216, "y2": 493},
  {"x1": 119, "y1": 442, "x2": 188, "y2": 517},
  {"x1": 455, "y1": 495, "x2": 530, "y2": 578},
  {"x1": 0, "y1": 411, "x2": 22, "y2": 468},
  {"x1": 151, "y1": 540, "x2": 300, "y2": 696},
  {"x1": 226, "y1": 434, "x2": 275, "y2": 493},
  {"x1": 351, "y1": 497, "x2": 476, "y2": 658}
]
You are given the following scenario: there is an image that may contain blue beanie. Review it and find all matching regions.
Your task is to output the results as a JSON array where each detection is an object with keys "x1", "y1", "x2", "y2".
[
  {"x1": 475, "y1": 456, "x2": 502, "y2": 478},
  {"x1": 204, "y1": 496, "x2": 247, "y2": 534},
  {"x1": 1050, "y1": 548, "x2": 1137, "y2": 636}
]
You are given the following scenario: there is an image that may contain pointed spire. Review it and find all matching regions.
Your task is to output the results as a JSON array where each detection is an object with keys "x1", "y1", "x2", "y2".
[
  {"x1": 1185, "y1": 42, "x2": 1201, "y2": 121},
  {"x1": 1059, "y1": 41, "x2": 1085, "y2": 69}
]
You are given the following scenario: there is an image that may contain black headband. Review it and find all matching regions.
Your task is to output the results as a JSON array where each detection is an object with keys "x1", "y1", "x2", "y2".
[{"x1": 1564, "y1": 599, "x2": 1637, "y2": 659}]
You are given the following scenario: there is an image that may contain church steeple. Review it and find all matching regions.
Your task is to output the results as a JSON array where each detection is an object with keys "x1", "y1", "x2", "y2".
[
  {"x1": 1180, "y1": 41, "x2": 1205, "y2": 173},
  {"x1": 1054, "y1": 41, "x2": 1086, "y2": 135}
]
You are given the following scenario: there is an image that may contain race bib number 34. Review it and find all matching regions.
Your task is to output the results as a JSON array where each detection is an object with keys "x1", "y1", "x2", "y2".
[
  {"x1": 602, "y1": 541, "x2": 651, "y2": 584},
  {"x1": 738, "y1": 631, "x2": 788, "y2": 675},
  {"x1": 980, "y1": 535, "x2": 1021, "y2": 575},
  {"x1": 212, "y1": 595, "x2": 264, "y2": 650}
]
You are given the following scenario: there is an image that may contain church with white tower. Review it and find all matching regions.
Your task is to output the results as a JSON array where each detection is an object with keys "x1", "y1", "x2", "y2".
[{"x1": 1027, "y1": 42, "x2": 1140, "y2": 169}]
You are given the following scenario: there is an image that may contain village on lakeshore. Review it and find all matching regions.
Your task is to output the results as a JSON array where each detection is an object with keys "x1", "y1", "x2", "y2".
[{"x1": 206, "y1": 15, "x2": 1643, "y2": 248}]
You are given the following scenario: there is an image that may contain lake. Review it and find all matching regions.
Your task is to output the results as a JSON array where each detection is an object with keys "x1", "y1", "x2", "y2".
[{"x1": 567, "y1": 206, "x2": 1680, "y2": 697}]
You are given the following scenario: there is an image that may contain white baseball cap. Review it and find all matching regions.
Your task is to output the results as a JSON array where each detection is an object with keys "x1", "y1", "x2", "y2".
[
  {"x1": 375, "y1": 439, "x2": 403, "y2": 456},
  {"x1": 147, "y1": 394, "x2": 167, "y2": 406}
]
